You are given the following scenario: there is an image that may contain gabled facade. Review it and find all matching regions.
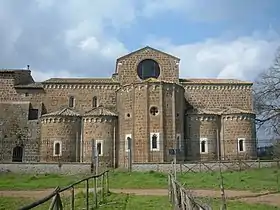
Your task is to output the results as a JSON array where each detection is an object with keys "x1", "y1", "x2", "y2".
[{"x1": 0, "y1": 46, "x2": 257, "y2": 167}]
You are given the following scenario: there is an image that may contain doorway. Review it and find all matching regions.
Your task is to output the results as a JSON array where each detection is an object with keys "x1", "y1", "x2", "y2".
[{"x1": 12, "y1": 146, "x2": 23, "y2": 162}]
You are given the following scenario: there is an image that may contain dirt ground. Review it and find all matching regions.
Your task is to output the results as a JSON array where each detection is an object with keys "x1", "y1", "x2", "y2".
[{"x1": 0, "y1": 188, "x2": 279, "y2": 207}]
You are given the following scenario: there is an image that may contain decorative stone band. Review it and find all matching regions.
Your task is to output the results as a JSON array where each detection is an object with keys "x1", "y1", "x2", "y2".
[
  {"x1": 41, "y1": 117, "x2": 80, "y2": 123},
  {"x1": 184, "y1": 85, "x2": 251, "y2": 90},
  {"x1": 116, "y1": 82, "x2": 185, "y2": 93},
  {"x1": 41, "y1": 116, "x2": 116, "y2": 124},
  {"x1": 187, "y1": 114, "x2": 255, "y2": 121},
  {"x1": 43, "y1": 84, "x2": 119, "y2": 90},
  {"x1": 82, "y1": 117, "x2": 115, "y2": 123},
  {"x1": 188, "y1": 115, "x2": 217, "y2": 121},
  {"x1": 221, "y1": 115, "x2": 255, "y2": 121}
]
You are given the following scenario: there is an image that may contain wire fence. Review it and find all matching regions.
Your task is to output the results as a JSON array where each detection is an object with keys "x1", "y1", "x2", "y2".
[{"x1": 117, "y1": 138, "x2": 280, "y2": 167}]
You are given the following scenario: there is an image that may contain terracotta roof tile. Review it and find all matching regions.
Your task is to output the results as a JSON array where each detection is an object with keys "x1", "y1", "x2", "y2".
[
  {"x1": 84, "y1": 106, "x2": 117, "y2": 117},
  {"x1": 187, "y1": 107, "x2": 254, "y2": 115},
  {"x1": 42, "y1": 108, "x2": 80, "y2": 117},
  {"x1": 180, "y1": 78, "x2": 252, "y2": 84},
  {"x1": 15, "y1": 82, "x2": 43, "y2": 89},
  {"x1": 43, "y1": 78, "x2": 119, "y2": 84}
]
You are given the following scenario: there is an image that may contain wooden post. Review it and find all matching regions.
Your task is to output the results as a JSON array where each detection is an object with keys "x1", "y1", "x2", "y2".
[
  {"x1": 101, "y1": 173, "x2": 105, "y2": 201},
  {"x1": 86, "y1": 179, "x2": 89, "y2": 210},
  {"x1": 106, "y1": 171, "x2": 109, "y2": 194},
  {"x1": 168, "y1": 174, "x2": 172, "y2": 202},
  {"x1": 94, "y1": 177, "x2": 98, "y2": 208},
  {"x1": 71, "y1": 187, "x2": 75, "y2": 210}
]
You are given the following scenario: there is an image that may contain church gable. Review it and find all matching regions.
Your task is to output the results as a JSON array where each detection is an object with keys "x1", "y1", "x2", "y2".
[
  {"x1": 117, "y1": 46, "x2": 180, "y2": 62},
  {"x1": 84, "y1": 106, "x2": 117, "y2": 117},
  {"x1": 116, "y1": 46, "x2": 180, "y2": 85},
  {"x1": 42, "y1": 107, "x2": 80, "y2": 117}
]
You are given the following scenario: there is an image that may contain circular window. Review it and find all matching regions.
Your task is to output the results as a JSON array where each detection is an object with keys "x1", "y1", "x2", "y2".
[
  {"x1": 137, "y1": 59, "x2": 160, "y2": 80},
  {"x1": 150, "y1": 106, "x2": 159, "y2": 116}
]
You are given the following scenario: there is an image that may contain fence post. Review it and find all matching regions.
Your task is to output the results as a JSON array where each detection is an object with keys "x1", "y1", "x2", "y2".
[
  {"x1": 86, "y1": 179, "x2": 89, "y2": 210},
  {"x1": 101, "y1": 173, "x2": 105, "y2": 202},
  {"x1": 71, "y1": 186, "x2": 75, "y2": 210},
  {"x1": 106, "y1": 171, "x2": 109, "y2": 194},
  {"x1": 168, "y1": 174, "x2": 171, "y2": 202},
  {"x1": 94, "y1": 177, "x2": 98, "y2": 208}
]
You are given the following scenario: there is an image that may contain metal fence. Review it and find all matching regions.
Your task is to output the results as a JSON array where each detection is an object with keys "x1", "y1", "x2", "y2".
[{"x1": 19, "y1": 170, "x2": 109, "y2": 210}]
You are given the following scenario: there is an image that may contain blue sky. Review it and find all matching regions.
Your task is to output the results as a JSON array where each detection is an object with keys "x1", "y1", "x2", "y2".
[{"x1": 0, "y1": 0, "x2": 280, "y2": 81}]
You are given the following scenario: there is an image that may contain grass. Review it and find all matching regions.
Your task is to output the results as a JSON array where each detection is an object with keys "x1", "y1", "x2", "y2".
[
  {"x1": 0, "y1": 167, "x2": 280, "y2": 192},
  {"x1": 109, "y1": 167, "x2": 280, "y2": 192},
  {"x1": 0, "y1": 193, "x2": 278, "y2": 210},
  {"x1": 0, "y1": 173, "x2": 83, "y2": 190}
]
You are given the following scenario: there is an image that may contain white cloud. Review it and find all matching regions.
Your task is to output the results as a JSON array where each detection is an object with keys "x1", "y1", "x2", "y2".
[
  {"x1": 141, "y1": 0, "x2": 274, "y2": 22},
  {"x1": 0, "y1": 0, "x2": 136, "y2": 81},
  {"x1": 145, "y1": 30, "x2": 280, "y2": 81},
  {"x1": 0, "y1": 0, "x2": 279, "y2": 83}
]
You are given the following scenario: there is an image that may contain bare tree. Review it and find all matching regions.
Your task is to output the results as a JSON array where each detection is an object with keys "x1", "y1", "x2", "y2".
[{"x1": 254, "y1": 47, "x2": 280, "y2": 136}]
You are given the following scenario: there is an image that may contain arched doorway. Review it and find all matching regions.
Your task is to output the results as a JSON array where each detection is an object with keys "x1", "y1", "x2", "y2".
[{"x1": 12, "y1": 146, "x2": 23, "y2": 162}]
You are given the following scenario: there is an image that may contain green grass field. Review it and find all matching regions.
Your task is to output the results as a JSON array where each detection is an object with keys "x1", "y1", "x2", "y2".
[
  {"x1": 0, "y1": 193, "x2": 278, "y2": 210},
  {"x1": 0, "y1": 168, "x2": 280, "y2": 209},
  {"x1": 0, "y1": 167, "x2": 279, "y2": 191}
]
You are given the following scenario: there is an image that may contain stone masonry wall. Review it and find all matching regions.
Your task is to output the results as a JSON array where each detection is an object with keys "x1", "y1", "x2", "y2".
[
  {"x1": 40, "y1": 116, "x2": 81, "y2": 162},
  {"x1": 183, "y1": 84, "x2": 253, "y2": 111},
  {"x1": 82, "y1": 117, "x2": 117, "y2": 168},
  {"x1": 220, "y1": 114, "x2": 257, "y2": 160},
  {"x1": 42, "y1": 84, "x2": 118, "y2": 114},
  {"x1": 187, "y1": 115, "x2": 218, "y2": 161},
  {"x1": 117, "y1": 47, "x2": 180, "y2": 85},
  {"x1": 0, "y1": 163, "x2": 92, "y2": 175},
  {"x1": 0, "y1": 102, "x2": 40, "y2": 162}
]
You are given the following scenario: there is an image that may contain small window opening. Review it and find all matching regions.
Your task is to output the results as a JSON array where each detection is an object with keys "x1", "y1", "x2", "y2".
[
  {"x1": 239, "y1": 140, "x2": 244, "y2": 152},
  {"x1": 92, "y1": 96, "x2": 98, "y2": 108},
  {"x1": 54, "y1": 142, "x2": 60, "y2": 155},
  {"x1": 97, "y1": 142, "x2": 102, "y2": 155},
  {"x1": 150, "y1": 107, "x2": 159, "y2": 116},
  {"x1": 69, "y1": 96, "x2": 74, "y2": 108},
  {"x1": 201, "y1": 141, "x2": 206, "y2": 153},
  {"x1": 152, "y1": 134, "x2": 158, "y2": 149}
]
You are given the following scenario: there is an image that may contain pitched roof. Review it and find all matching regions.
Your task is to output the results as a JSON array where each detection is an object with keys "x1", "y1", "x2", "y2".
[
  {"x1": 42, "y1": 78, "x2": 119, "y2": 84},
  {"x1": 187, "y1": 107, "x2": 254, "y2": 115},
  {"x1": 15, "y1": 82, "x2": 43, "y2": 89},
  {"x1": 117, "y1": 46, "x2": 180, "y2": 61},
  {"x1": 84, "y1": 106, "x2": 117, "y2": 117},
  {"x1": 180, "y1": 78, "x2": 252, "y2": 85},
  {"x1": 0, "y1": 69, "x2": 30, "y2": 73},
  {"x1": 42, "y1": 108, "x2": 80, "y2": 117}
]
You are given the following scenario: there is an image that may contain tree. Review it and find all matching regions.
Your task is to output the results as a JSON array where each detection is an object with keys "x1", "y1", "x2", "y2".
[{"x1": 254, "y1": 47, "x2": 280, "y2": 136}]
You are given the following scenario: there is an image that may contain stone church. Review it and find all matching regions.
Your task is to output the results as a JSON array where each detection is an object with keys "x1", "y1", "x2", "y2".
[{"x1": 0, "y1": 46, "x2": 257, "y2": 167}]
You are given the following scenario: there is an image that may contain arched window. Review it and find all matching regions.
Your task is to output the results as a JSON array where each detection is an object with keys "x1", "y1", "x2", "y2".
[
  {"x1": 176, "y1": 135, "x2": 180, "y2": 149},
  {"x1": 92, "y1": 96, "x2": 98, "y2": 108},
  {"x1": 53, "y1": 141, "x2": 62, "y2": 156},
  {"x1": 96, "y1": 140, "x2": 103, "y2": 156},
  {"x1": 152, "y1": 134, "x2": 158, "y2": 150},
  {"x1": 69, "y1": 96, "x2": 75, "y2": 108},
  {"x1": 97, "y1": 143, "x2": 101, "y2": 155},
  {"x1": 201, "y1": 141, "x2": 206, "y2": 153},
  {"x1": 12, "y1": 146, "x2": 23, "y2": 162},
  {"x1": 127, "y1": 137, "x2": 132, "y2": 150},
  {"x1": 238, "y1": 139, "x2": 245, "y2": 152},
  {"x1": 54, "y1": 143, "x2": 60, "y2": 155}
]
